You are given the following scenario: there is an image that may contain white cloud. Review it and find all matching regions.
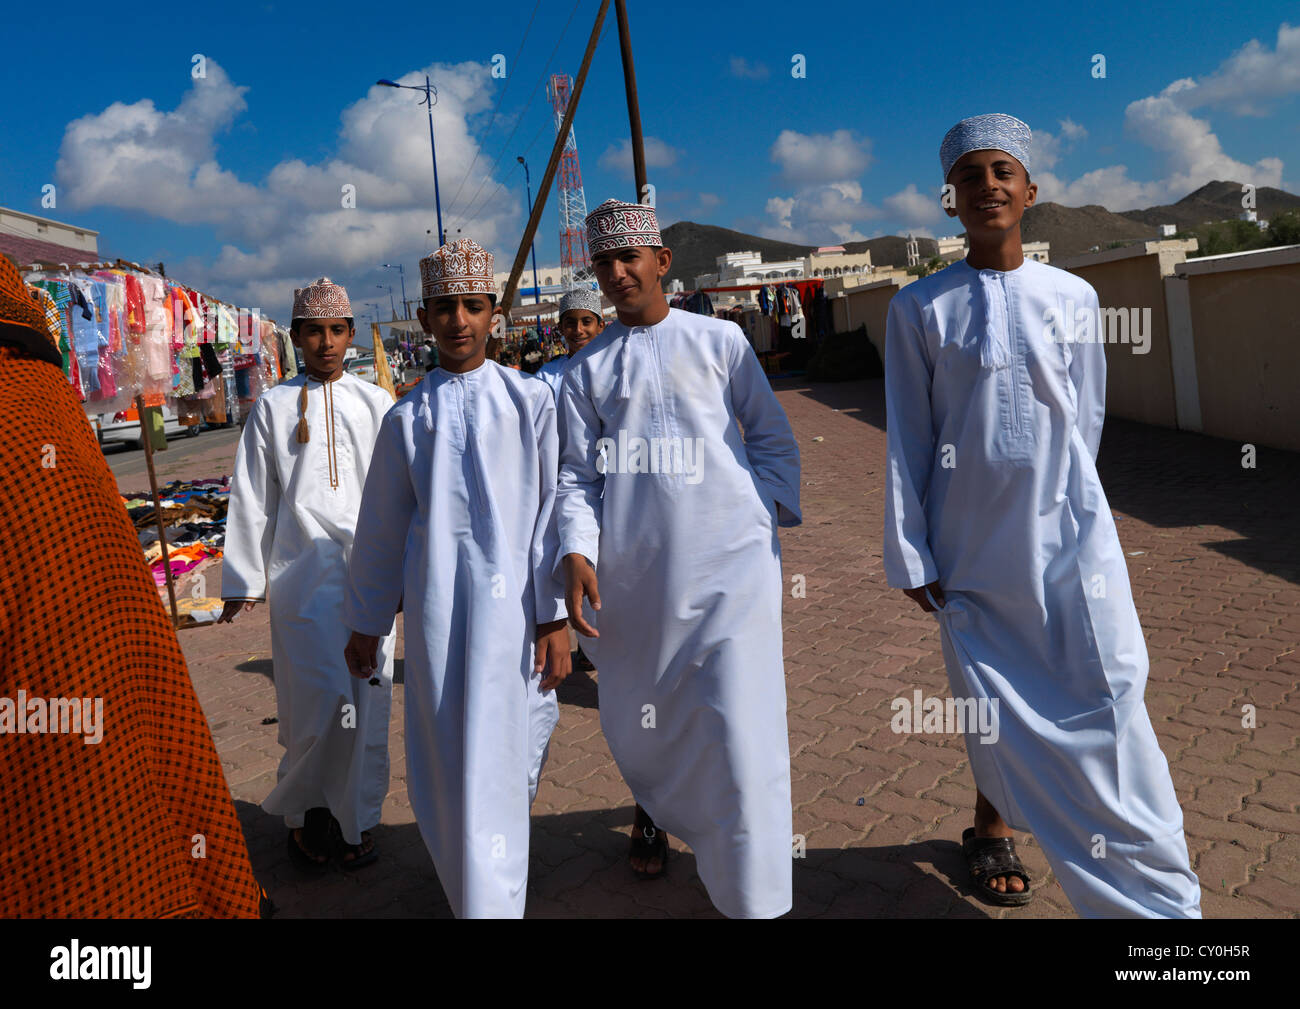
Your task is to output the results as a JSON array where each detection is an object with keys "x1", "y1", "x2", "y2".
[
  {"x1": 730, "y1": 57, "x2": 769, "y2": 80},
  {"x1": 765, "y1": 196, "x2": 795, "y2": 230},
  {"x1": 1030, "y1": 165, "x2": 1165, "y2": 210},
  {"x1": 1027, "y1": 27, "x2": 1292, "y2": 211},
  {"x1": 759, "y1": 182, "x2": 881, "y2": 244},
  {"x1": 597, "y1": 137, "x2": 681, "y2": 178},
  {"x1": 1058, "y1": 118, "x2": 1088, "y2": 141},
  {"x1": 770, "y1": 129, "x2": 873, "y2": 185},
  {"x1": 1165, "y1": 22, "x2": 1300, "y2": 116},
  {"x1": 57, "y1": 63, "x2": 260, "y2": 224},
  {"x1": 1123, "y1": 94, "x2": 1283, "y2": 198},
  {"x1": 883, "y1": 184, "x2": 946, "y2": 230},
  {"x1": 759, "y1": 128, "x2": 882, "y2": 243},
  {"x1": 54, "y1": 59, "x2": 521, "y2": 321}
]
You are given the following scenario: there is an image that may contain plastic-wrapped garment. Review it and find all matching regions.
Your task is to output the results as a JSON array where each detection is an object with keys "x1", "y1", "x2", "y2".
[
  {"x1": 239, "y1": 309, "x2": 261, "y2": 355},
  {"x1": 137, "y1": 276, "x2": 172, "y2": 378},
  {"x1": 169, "y1": 286, "x2": 197, "y2": 352},
  {"x1": 201, "y1": 293, "x2": 218, "y2": 345},
  {"x1": 216, "y1": 303, "x2": 237, "y2": 346},
  {"x1": 277, "y1": 327, "x2": 298, "y2": 379},
  {"x1": 124, "y1": 274, "x2": 146, "y2": 337},
  {"x1": 164, "y1": 288, "x2": 181, "y2": 349},
  {"x1": 68, "y1": 281, "x2": 101, "y2": 397},
  {"x1": 93, "y1": 273, "x2": 128, "y2": 352},
  {"x1": 222, "y1": 350, "x2": 241, "y2": 423},
  {"x1": 175, "y1": 397, "x2": 204, "y2": 427},
  {"x1": 31, "y1": 280, "x2": 73, "y2": 378},
  {"x1": 174, "y1": 349, "x2": 196, "y2": 396},
  {"x1": 136, "y1": 276, "x2": 174, "y2": 387}
]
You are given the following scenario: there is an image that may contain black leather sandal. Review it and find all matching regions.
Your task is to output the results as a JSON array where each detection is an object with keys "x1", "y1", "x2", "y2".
[
  {"x1": 962, "y1": 827, "x2": 1032, "y2": 906},
  {"x1": 629, "y1": 809, "x2": 668, "y2": 880},
  {"x1": 331, "y1": 818, "x2": 378, "y2": 872},
  {"x1": 286, "y1": 806, "x2": 332, "y2": 874}
]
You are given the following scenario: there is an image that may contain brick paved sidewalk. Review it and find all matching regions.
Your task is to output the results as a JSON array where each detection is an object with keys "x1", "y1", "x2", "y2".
[{"x1": 146, "y1": 379, "x2": 1300, "y2": 918}]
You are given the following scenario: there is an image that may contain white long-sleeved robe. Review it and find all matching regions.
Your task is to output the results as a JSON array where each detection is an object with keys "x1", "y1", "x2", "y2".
[
  {"x1": 342, "y1": 360, "x2": 565, "y2": 919},
  {"x1": 557, "y1": 307, "x2": 802, "y2": 919},
  {"x1": 534, "y1": 355, "x2": 569, "y2": 401},
  {"x1": 883, "y1": 258, "x2": 1201, "y2": 918},
  {"x1": 222, "y1": 372, "x2": 397, "y2": 845}
]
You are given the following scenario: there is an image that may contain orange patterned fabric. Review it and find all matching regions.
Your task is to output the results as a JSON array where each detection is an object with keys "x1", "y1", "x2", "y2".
[{"x1": 0, "y1": 338, "x2": 265, "y2": 918}]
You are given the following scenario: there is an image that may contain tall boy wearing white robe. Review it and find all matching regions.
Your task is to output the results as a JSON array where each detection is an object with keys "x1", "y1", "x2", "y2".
[
  {"x1": 342, "y1": 239, "x2": 570, "y2": 919},
  {"x1": 220, "y1": 277, "x2": 396, "y2": 871},
  {"x1": 558, "y1": 200, "x2": 802, "y2": 918},
  {"x1": 883, "y1": 113, "x2": 1201, "y2": 917}
]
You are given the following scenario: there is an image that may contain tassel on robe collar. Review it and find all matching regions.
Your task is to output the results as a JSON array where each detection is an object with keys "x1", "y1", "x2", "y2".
[
  {"x1": 978, "y1": 272, "x2": 1013, "y2": 370},
  {"x1": 618, "y1": 330, "x2": 632, "y2": 400},
  {"x1": 297, "y1": 381, "x2": 310, "y2": 442}
]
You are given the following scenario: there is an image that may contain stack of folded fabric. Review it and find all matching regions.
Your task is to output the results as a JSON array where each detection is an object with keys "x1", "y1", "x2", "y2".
[{"x1": 120, "y1": 476, "x2": 231, "y2": 586}]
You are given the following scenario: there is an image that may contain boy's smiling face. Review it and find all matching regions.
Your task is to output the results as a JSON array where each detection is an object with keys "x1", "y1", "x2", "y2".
[
  {"x1": 946, "y1": 149, "x2": 1037, "y2": 241},
  {"x1": 559, "y1": 309, "x2": 604, "y2": 355}
]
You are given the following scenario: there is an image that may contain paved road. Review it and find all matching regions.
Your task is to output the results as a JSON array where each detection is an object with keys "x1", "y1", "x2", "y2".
[
  {"x1": 126, "y1": 377, "x2": 1300, "y2": 918},
  {"x1": 106, "y1": 425, "x2": 243, "y2": 488}
]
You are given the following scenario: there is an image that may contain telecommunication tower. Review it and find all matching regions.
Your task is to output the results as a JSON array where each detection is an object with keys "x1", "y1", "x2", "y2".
[{"x1": 547, "y1": 74, "x2": 593, "y2": 287}]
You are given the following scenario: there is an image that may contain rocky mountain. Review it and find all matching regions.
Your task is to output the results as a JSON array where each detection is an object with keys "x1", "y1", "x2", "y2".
[{"x1": 1116, "y1": 180, "x2": 1300, "y2": 231}]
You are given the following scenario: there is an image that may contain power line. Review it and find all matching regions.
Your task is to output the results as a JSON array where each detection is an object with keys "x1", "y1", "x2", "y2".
[
  {"x1": 441, "y1": 0, "x2": 543, "y2": 220},
  {"x1": 449, "y1": 0, "x2": 585, "y2": 234}
]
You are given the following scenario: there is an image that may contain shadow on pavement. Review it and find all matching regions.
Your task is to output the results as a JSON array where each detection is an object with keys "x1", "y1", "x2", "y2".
[
  {"x1": 234, "y1": 796, "x2": 992, "y2": 919},
  {"x1": 781, "y1": 378, "x2": 888, "y2": 433},
  {"x1": 773, "y1": 378, "x2": 1299, "y2": 586},
  {"x1": 1096, "y1": 419, "x2": 1300, "y2": 586},
  {"x1": 235, "y1": 657, "x2": 407, "y2": 685}
]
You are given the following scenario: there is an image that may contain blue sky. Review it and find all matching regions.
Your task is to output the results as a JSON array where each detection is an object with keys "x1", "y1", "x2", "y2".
[{"x1": 1, "y1": 0, "x2": 1296, "y2": 323}]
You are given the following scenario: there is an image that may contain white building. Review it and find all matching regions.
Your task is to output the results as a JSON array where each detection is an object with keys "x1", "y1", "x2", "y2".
[
  {"x1": 936, "y1": 236, "x2": 966, "y2": 261},
  {"x1": 1023, "y1": 241, "x2": 1050, "y2": 263},
  {"x1": 0, "y1": 207, "x2": 99, "y2": 254},
  {"x1": 803, "y1": 245, "x2": 873, "y2": 278}
]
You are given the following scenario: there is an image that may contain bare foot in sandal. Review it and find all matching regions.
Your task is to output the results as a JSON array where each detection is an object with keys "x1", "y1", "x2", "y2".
[
  {"x1": 331, "y1": 818, "x2": 378, "y2": 871},
  {"x1": 628, "y1": 804, "x2": 666, "y2": 878},
  {"x1": 973, "y1": 791, "x2": 1026, "y2": 897}
]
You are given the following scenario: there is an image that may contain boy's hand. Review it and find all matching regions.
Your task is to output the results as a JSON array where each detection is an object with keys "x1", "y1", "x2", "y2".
[
  {"x1": 217, "y1": 600, "x2": 256, "y2": 623},
  {"x1": 902, "y1": 581, "x2": 945, "y2": 613},
  {"x1": 562, "y1": 553, "x2": 601, "y2": 638},
  {"x1": 535, "y1": 619, "x2": 572, "y2": 691},
  {"x1": 345, "y1": 631, "x2": 381, "y2": 679}
]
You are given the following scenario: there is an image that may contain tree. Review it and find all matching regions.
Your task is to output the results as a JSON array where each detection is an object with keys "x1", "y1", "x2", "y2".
[
  {"x1": 1267, "y1": 210, "x2": 1300, "y2": 246},
  {"x1": 907, "y1": 255, "x2": 947, "y2": 278}
]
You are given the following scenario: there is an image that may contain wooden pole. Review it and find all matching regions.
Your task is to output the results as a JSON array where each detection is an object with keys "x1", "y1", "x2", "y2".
[
  {"x1": 614, "y1": 0, "x2": 647, "y2": 202},
  {"x1": 371, "y1": 321, "x2": 397, "y2": 401},
  {"x1": 136, "y1": 394, "x2": 180, "y2": 627},
  {"x1": 501, "y1": 0, "x2": 611, "y2": 315}
]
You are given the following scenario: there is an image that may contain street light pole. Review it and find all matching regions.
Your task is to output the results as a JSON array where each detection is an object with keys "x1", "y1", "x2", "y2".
[
  {"x1": 425, "y1": 76, "x2": 445, "y2": 246},
  {"x1": 380, "y1": 263, "x2": 409, "y2": 318},
  {"x1": 377, "y1": 285, "x2": 396, "y2": 318},
  {"x1": 517, "y1": 156, "x2": 542, "y2": 305},
  {"x1": 377, "y1": 76, "x2": 446, "y2": 246}
]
